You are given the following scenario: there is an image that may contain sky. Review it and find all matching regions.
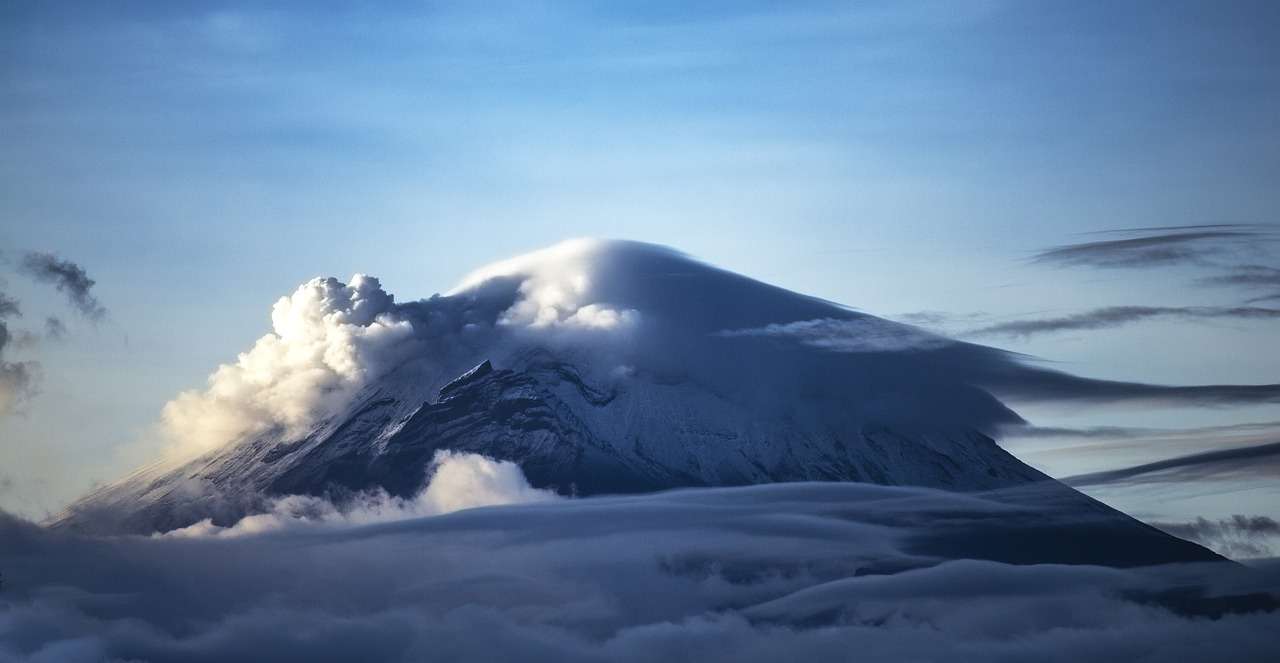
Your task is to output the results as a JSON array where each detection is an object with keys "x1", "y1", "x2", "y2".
[{"x1": 2, "y1": 0, "x2": 1279, "y2": 538}]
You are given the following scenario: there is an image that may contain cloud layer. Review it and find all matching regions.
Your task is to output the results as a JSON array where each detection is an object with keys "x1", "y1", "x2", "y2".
[{"x1": 2, "y1": 482, "x2": 1277, "y2": 662}]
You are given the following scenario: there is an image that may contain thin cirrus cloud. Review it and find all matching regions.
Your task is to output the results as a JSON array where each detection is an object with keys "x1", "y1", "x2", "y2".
[{"x1": 961, "y1": 305, "x2": 1280, "y2": 339}]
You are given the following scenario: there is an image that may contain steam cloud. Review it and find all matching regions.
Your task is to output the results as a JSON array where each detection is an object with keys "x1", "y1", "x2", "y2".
[
  {"x1": 156, "y1": 241, "x2": 645, "y2": 460},
  {"x1": 159, "y1": 275, "x2": 419, "y2": 459}
]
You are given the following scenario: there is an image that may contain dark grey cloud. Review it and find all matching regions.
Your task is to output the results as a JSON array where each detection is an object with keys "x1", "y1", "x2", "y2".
[
  {"x1": 18, "y1": 252, "x2": 106, "y2": 321},
  {"x1": 956, "y1": 350, "x2": 1280, "y2": 408},
  {"x1": 0, "y1": 291, "x2": 37, "y2": 415},
  {"x1": 1063, "y1": 441, "x2": 1280, "y2": 487},
  {"x1": 962, "y1": 305, "x2": 1280, "y2": 339},
  {"x1": 1198, "y1": 264, "x2": 1280, "y2": 303},
  {"x1": 1154, "y1": 516, "x2": 1280, "y2": 559},
  {"x1": 1200, "y1": 264, "x2": 1280, "y2": 288},
  {"x1": 43, "y1": 316, "x2": 66, "y2": 341},
  {"x1": 1032, "y1": 227, "x2": 1270, "y2": 269},
  {"x1": 1, "y1": 482, "x2": 1277, "y2": 663},
  {"x1": 1001, "y1": 421, "x2": 1280, "y2": 441}
]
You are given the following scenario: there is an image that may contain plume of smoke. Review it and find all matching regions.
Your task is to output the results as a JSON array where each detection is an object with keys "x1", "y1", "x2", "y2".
[
  {"x1": 159, "y1": 275, "x2": 419, "y2": 459},
  {"x1": 43, "y1": 315, "x2": 66, "y2": 340},
  {"x1": 0, "y1": 291, "x2": 37, "y2": 415},
  {"x1": 18, "y1": 252, "x2": 107, "y2": 321}
]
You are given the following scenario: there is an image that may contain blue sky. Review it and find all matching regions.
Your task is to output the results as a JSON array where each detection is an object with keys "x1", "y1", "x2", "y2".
[{"x1": 2, "y1": 1, "x2": 1279, "y2": 525}]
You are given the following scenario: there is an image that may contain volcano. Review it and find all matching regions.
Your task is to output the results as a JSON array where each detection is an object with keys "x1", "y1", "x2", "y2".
[{"x1": 52, "y1": 240, "x2": 1220, "y2": 564}]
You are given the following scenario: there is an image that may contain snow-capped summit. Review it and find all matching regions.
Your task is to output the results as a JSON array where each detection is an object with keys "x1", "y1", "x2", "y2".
[{"x1": 48, "y1": 240, "x2": 1221, "y2": 563}]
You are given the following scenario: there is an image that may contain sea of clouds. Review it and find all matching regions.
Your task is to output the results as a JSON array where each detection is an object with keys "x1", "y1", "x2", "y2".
[{"x1": 3, "y1": 478, "x2": 1279, "y2": 662}]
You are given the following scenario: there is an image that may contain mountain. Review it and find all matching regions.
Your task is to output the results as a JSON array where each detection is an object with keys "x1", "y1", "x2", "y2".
[{"x1": 50, "y1": 240, "x2": 1221, "y2": 564}]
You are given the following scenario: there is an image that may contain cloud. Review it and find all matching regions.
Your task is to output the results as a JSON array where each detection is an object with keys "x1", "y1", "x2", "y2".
[
  {"x1": 0, "y1": 291, "x2": 37, "y2": 416},
  {"x1": 715, "y1": 317, "x2": 953, "y2": 353},
  {"x1": 1000, "y1": 420, "x2": 1280, "y2": 441},
  {"x1": 1200, "y1": 264, "x2": 1280, "y2": 288},
  {"x1": 18, "y1": 253, "x2": 107, "y2": 321},
  {"x1": 1153, "y1": 515, "x2": 1280, "y2": 559},
  {"x1": 1032, "y1": 226, "x2": 1272, "y2": 269},
  {"x1": 158, "y1": 274, "x2": 422, "y2": 460},
  {"x1": 1063, "y1": 440, "x2": 1280, "y2": 487},
  {"x1": 42, "y1": 317, "x2": 66, "y2": 341},
  {"x1": 1199, "y1": 265, "x2": 1280, "y2": 303},
  {"x1": 163, "y1": 450, "x2": 558, "y2": 538},
  {"x1": 152, "y1": 239, "x2": 1280, "y2": 468},
  {"x1": 962, "y1": 305, "x2": 1280, "y2": 339},
  {"x1": 1, "y1": 482, "x2": 1277, "y2": 662},
  {"x1": 973, "y1": 362, "x2": 1280, "y2": 408},
  {"x1": 154, "y1": 244, "x2": 649, "y2": 461}
]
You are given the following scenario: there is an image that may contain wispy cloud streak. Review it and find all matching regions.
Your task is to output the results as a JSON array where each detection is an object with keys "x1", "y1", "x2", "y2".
[
  {"x1": 1063, "y1": 441, "x2": 1280, "y2": 486},
  {"x1": 963, "y1": 305, "x2": 1280, "y2": 339},
  {"x1": 1032, "y1": 227, "x2": 1270, "y2": 269},
  {"x1": 19, "y1": 252, "x2": 107, "y2": 321}
]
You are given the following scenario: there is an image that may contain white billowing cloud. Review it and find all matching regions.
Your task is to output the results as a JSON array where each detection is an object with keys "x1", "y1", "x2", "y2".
[
  {"x1": 159, "y1": 275, "x2": 417, "y2": 460},
  {"x1": 417, "y1": 450, "x2": 560, "y2": 513},
  {"x1": 164, "y1": 450, "x2": 558, "y2": 537},
  {"x1": 453, "y1": 238, "x2": 640, "y2": 330},
  {"x1": 153, "y1": 243, "x2": 650, "y2": 461}
]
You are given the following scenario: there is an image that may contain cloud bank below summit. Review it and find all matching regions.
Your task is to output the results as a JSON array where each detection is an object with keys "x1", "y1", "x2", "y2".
[
  {"x1": 152, "y1": 239, "x2": 1280, "y2": 462},
  {"x1": 3, "y1": 482, "x2": 1279, "y2": 663}
]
